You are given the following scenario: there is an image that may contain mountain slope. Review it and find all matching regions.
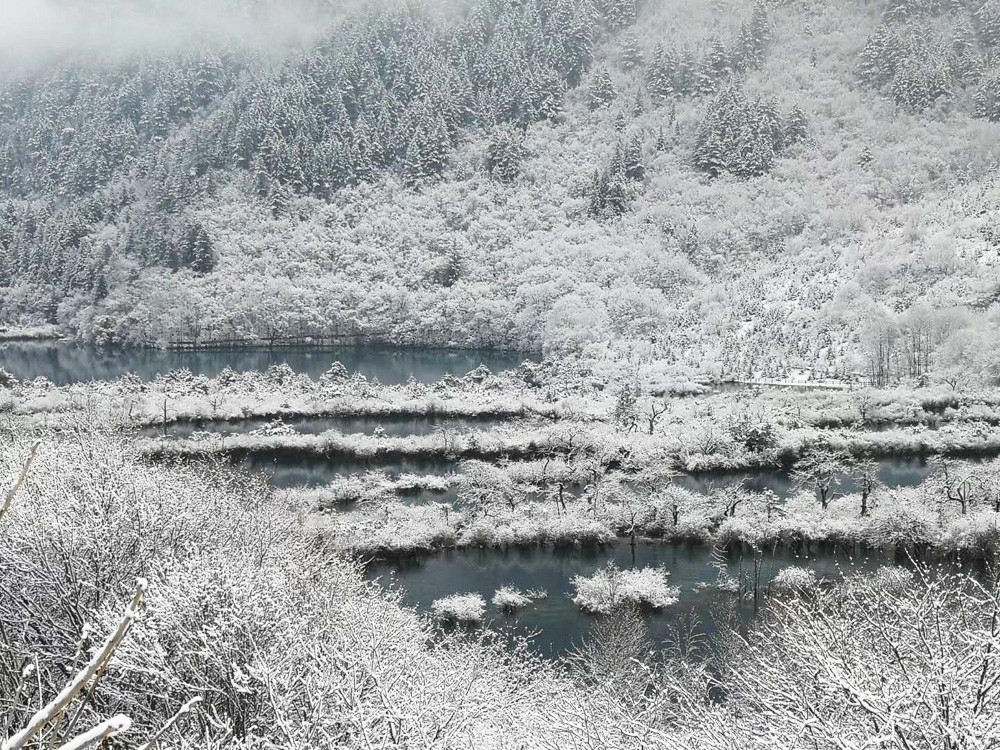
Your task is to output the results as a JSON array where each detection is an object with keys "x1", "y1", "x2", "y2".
[{"x1": 3, "y1": 0, "x2": 1000, "y2": 386}]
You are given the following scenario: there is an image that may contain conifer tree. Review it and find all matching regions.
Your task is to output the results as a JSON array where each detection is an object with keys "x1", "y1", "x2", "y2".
[
  {"x1": 587, "y1": 67, "x2": 616, "y2": 110},
  {"x1": 857, "y1": 24, "x2": 907, "y2": 87},
  {"x1": 621, "y1": 33, "x2": 645, "y2": 71},
  {"x1": 977, "y1": 0, "x2": 1000, "y2": 50},
  {"x1": 694, "y1": 85, "x2": 780, "y2": 179},
  {"x1": 782, "y1": 105, "x2": 808, "y2": 146},
  {"x1": 485, "y1": 126, "x2": 527, "y2": 183},
  {"x1": 974, "y1": 71, "x2": 1000, "y2": 120}
]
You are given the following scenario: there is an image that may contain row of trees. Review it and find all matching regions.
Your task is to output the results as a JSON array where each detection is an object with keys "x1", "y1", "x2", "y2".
[
  {"x1": 858, "y1": 0, "x2": 1000, "y2": 113},
  {"x1": 0, "y1": 0, "x2": 634, "y2": 295},
  {"x1": 693, "y1": 86, "x2": 808, "y2": 178},
  {"x1": 646, "y1": 4, "x2": 772, "y2": 101}
]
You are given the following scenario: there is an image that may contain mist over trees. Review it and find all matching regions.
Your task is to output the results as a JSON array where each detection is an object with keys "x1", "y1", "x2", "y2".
[{"x1": 2, "y1": 0, "x2": 1000, "y2": 388}]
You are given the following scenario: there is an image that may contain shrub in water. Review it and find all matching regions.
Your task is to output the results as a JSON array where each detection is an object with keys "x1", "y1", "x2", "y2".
[
  {"x1": 492, "y1": 586, "x2": 544, "y2": 611},
  {"x1": 771, "y1": 566, "x2": 818, "y2": 594},
  {"x1": 431, "y1": 593, "x2": 487, "y2": 623},
  {"x1": 571, "y1": 564, "x2": 679, "y2": 614}
]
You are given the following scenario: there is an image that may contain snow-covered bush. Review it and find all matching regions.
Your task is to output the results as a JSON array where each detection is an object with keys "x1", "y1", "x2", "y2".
[
  {"x1": 869, "y1": 565, "x2": 915, "y2": 594},
  {"x1": 431, "y1": 593, "x2": 487, "y2": 623},
  {"x1": 770, "y1": 566, "x2": 818, "y2": 594},
  {"x1": 571, "y1": 564, "x2": 679, "y2": 614},
  {"x1": 491, "y1": 586, "x2": 545, "y2": 611}
]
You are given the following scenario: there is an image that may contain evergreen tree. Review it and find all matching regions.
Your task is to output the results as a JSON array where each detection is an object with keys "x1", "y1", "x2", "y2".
[
  {"x1": 401, "y1": 138, "x2": 427, "y2": 185},
  {"x1": 883, "y1": 0, "x2": 926, "y2": 23},
  {"x1": 707, "y1": 37, "x2": 731, "y2": 79},
  {"x1": 647, "y1": 44, "x2": 677, "y2": 101},
  {"x1": 782, "y1": 105, "x2": 808, "y2": 146},
  {"x1": 184, "y1": 223, "x2": 215, "y2": 275},
  {"x1": 694, "y1": 85, "x2": 779, "y2": 179},
  {"x1": 977, "y1": 0, "x2": 1000, "y2": 50},
  {"x1": 621, "y1": 33, "x2": 645, "y2": 71},
  {"x1": 974, "y1": 71, "x2": 1000, "y2": 120},
  {"x1": 587, "y1": 67, "x2": 616, "y2": 110},
  {"x1": 655, "y1": 126, "x2": 669, "y2": 151},
  {"x1": 857, "y1": 24, "x2": 907, "y2": 87},
  {"x1": 630, "y1": 87, "x2": 645, "y2": 117},
  {"x1": 485, "y1": 126, "x2": 527, "y2": 183},
  {"x1": 620, "y1": 133, "x2": 644, "y2": 181}
]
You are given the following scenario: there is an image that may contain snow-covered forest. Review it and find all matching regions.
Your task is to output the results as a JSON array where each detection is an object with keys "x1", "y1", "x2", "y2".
[
  {"x1": 6, "y1": 0, "x2": 1000, "y2": 747},
  {"x1": 4, "y1": 0, "x2": 1000, "y2": 384}
]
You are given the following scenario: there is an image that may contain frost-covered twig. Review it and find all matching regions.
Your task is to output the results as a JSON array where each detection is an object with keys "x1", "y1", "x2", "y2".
[
  {"x1": 58, "y1": 716, "x2": 132, "y2": 750},
  {"x1": 0, "y1": 440, "x2": 40, "y2": 525},
  {"x1": 2, "y1": 578, "x2": 147, "y2": 750},
  {"x1": 137, "y1": 696, "x2": 203, "y2": 750}
]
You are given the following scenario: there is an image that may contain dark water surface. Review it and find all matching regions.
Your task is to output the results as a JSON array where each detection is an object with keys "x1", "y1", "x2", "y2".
[
  {"x1": 674, "y1": 455, "x2": 942, "y2": 498},
  {"x1": 242, "y1": 452, "x2": 460, "y2": 488},
  {"x1": 365, "y1": 543, "x2": 899, "y2": 657},
  {"x1": 252, "y1": 451, "x2": 941, "y2": 494},
  {"x1": 0, "y1": 341, "x2": 529, "y2": 385},
  {"x1": 139, "y1": 414, "x2": 495, "y2": 439}
]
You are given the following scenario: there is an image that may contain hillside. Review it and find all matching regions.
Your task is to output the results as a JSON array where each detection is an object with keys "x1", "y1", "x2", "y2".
[{"x1": 3, "y1": 0, "x2": 1000, "y2": 386}]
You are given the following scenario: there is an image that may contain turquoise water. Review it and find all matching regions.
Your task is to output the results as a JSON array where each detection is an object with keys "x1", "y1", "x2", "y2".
[
  {"x1": 0, "y1": 341, "x2": 530, "y2": 385},
  {"x1": 365, "y1": 543, "x2": 897, "y2": 657}
]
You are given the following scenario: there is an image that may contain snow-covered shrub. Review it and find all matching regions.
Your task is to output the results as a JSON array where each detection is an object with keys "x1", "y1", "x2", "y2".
[
  {"x1": 0, "y1": 368, "x2": 17, "y2": 389},
  {"x1": 705, "y1": 566, "x2": 1000, "y2": 749},
  {"x1": 431, "y1": 593, "x2": 487, "y2": 623},
  {"x1": 492, "y1": 586, "x2": 532, "y2": 611},
  {"x1": 770, "y1": 566, "x2": 818, "y2": 594},
  {"x1": 491, "y1": 586, "x2": 545, "y2": 611},
  {"x1": 571, "y1": 564, "x2": 679, "y2": 614},
  {"x1": 869, "y1": 566, "x2": 915, "y2": 594}
]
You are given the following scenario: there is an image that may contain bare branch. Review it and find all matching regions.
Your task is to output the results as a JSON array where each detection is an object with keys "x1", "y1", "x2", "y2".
[
  {"x1": 57, "y1": 716, "x2": 132, "y2": 750},
  {"x1": 137, "y1": 696, "x2": 204, "y2": 750},
  {"x1": 0, "y1": 440, "x2": 41, "y2": 526},
  {"x1": 2, "y1": 578, "x2": 147, "y2": 750}
]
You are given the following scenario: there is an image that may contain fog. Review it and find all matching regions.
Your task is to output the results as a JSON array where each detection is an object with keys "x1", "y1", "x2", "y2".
[{"x1": 0, "y1": 0, "x2": 360, "y2": 67}]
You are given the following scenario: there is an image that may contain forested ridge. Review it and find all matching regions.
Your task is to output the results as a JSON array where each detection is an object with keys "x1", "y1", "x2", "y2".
[{"x1": 4, "y1": 0, "x2": 1000, "y2": 387}]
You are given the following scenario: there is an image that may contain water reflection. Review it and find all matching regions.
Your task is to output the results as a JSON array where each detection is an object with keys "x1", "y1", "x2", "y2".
[
  {"x1": 0, "y1": 341, "x2": 530, "y2": 385},
  {"x1": 366, "y1": 543, "x2": 895, "y2": 657}
]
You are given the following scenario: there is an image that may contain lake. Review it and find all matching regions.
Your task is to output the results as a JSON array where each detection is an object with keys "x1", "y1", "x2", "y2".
[
  {"x1": 365, "y1": 543, "x2": 899, "y2": 657},
  {"x1": 0, "y1": 341, "x2": 530, "y2": 386}
]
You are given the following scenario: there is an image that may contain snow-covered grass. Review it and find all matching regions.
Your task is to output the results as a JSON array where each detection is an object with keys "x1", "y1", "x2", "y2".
[
  {"x1": 571, "y1": 564, "x2": 679, "y2": 614},
  {"x1": 431, "y1": 593, "x2": 487, "y2": 623}
]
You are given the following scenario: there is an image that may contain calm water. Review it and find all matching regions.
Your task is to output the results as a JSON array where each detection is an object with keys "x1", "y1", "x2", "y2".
[
  {"x1": 675, "y1": 455, "x2": 942, "y2": 498},
  {"x1": 0, "y1": 341, "x2": 529, "y2": 385},
  {"x1": 139, "y1": 414, "x2": 494, "y2": 439},
  {"x1": 253, "y1": 452, "x2": 939, "y2": 494},
  {"x1": 241, "y1": 452, "x2": 459, "y2": 488},
  {"x1": 365, "y1": 543, "x2": 896, "y2": 657}
]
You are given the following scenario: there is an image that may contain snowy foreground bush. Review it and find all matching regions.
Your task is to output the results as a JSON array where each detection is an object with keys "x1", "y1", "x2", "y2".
[
  {"x1": 571, "y1": 564, "x2": 680, "y2": 614},
  {"x1": 4, "y1": 426, "x2": 1000, "y2": 749},
  {"x1": 431, "y1": 593, "x2": 487, "y2": 623}
]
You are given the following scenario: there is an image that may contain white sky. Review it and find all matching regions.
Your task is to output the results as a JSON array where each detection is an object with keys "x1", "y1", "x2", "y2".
[{"x1": 0, "y1": 0, "x2": 341, "y2": 66}]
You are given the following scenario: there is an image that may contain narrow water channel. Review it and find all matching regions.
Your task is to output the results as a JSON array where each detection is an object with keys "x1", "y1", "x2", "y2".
[
  {"x1": 248, "y1": 451, "x2": 945, "y2": 494},
  {"x1": 0, "y1": 341, "x2": 530, "y2": 385},
  {"x1": 138, "y1": 414, "x2": 505, "y2": 439}
]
